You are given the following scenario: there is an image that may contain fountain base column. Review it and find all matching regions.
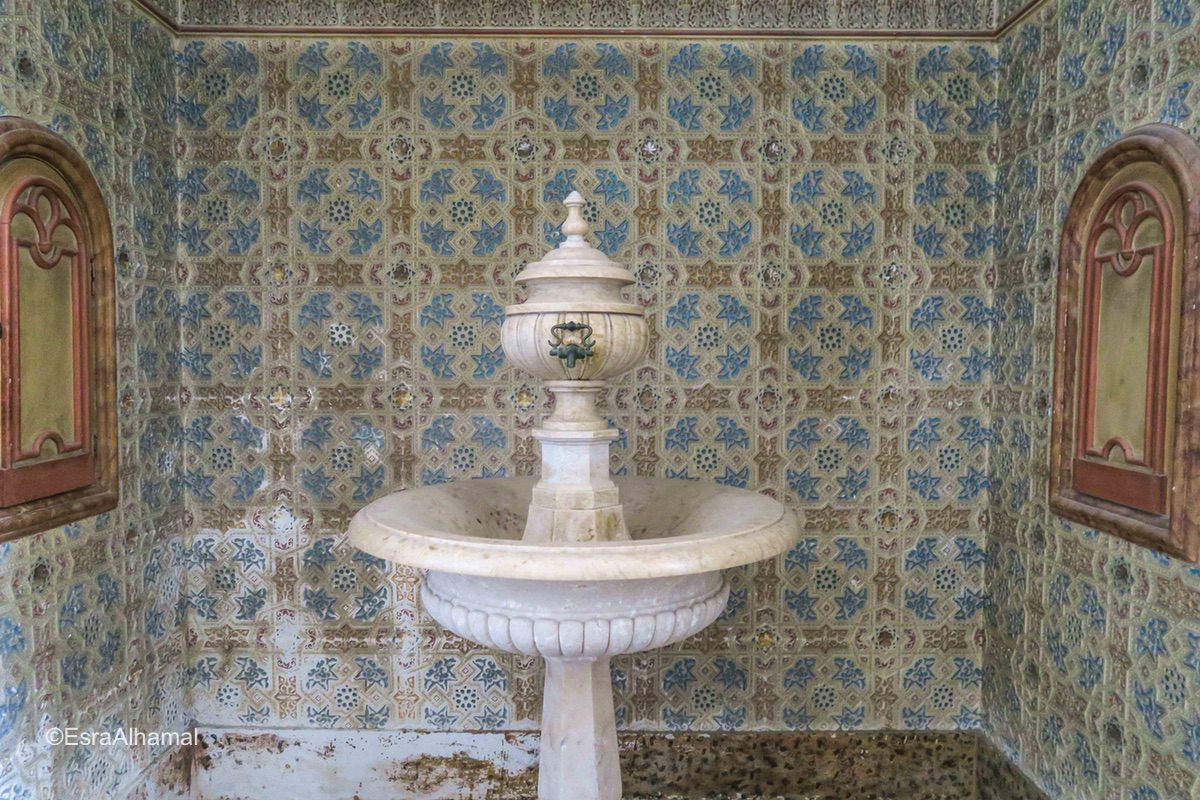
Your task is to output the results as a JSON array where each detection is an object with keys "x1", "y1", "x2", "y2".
[
  {"x1": 418, "y1": 570, "x2": 734, "y2": 799},
  {"x1": 538, "y1": 658, "x2": 621, "y2": 800},
  {"x1": 523, "y1": 381, "x2": 630, "y2": 543}
]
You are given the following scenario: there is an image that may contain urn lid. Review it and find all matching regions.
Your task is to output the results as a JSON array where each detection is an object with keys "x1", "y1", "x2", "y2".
[{"x1": 512, "y1": 191, "x2": 636, "y2": 292}]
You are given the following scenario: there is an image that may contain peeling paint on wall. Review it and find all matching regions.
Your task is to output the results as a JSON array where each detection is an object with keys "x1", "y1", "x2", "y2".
[{"x1": 192, "y1": 730, "x2": 539, "y2": 800}]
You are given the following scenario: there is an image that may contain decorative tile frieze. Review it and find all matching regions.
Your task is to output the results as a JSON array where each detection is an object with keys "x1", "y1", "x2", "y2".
[{"x1": 169, "y1": 0, "x2": 998, "y2": 35}]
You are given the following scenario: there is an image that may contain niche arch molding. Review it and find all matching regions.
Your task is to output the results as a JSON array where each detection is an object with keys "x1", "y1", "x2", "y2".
[
  {"x1": 0, "y1": 117, "x2": 118, "y2": 541},
  {"x1": 1051, "y1": 123, "x2": 1200, "y2": 561}
]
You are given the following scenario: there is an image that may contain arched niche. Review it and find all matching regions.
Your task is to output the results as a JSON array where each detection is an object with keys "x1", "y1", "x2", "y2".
[
  {"x1": 0, "y1": 117, "x2": 117, "y2": 540},
  {"x1": 1051, "y1": 124, "x2": 1200, "y2": 561}
]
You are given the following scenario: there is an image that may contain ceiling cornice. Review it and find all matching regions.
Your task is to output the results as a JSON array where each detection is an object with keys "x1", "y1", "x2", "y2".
[{"x1": 133, "y1": 0, "x2": 1046, "y2": 40}]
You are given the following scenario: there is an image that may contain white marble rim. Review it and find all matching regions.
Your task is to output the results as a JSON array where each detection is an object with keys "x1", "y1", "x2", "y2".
[{"x1": 347, "y1": 477, "x2": 801, "y2": 581}]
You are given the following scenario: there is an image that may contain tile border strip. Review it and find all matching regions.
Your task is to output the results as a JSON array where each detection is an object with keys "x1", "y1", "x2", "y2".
[{"x1": 133, "y1": 0, "x2": 1045, "y2": 40}]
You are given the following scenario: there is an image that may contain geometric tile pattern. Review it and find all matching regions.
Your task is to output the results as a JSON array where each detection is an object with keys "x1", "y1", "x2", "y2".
[
  {"x1": 986, "y1": 1, "x2": 1200, "y2": 799},
  {"x1": 174, "y1": 35, "x2": 994, "y2": 740}
]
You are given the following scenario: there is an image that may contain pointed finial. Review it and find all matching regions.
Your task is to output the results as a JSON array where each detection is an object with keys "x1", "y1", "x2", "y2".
[{"x1": 561, "y1": 191, "x2": 589, "y2": 240}]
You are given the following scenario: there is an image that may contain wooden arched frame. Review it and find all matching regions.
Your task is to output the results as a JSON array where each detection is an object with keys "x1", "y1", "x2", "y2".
[
  {"x1": 1051, "y1": 124, "x2": 1200, "y2": 562},
  {"x1": 0, "y1": 117, "x2": 117, "y2": 541}
]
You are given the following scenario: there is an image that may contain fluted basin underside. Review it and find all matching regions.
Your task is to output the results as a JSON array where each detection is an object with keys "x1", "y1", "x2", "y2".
[
  {"x1": 422, "y1": 570, "x2": 730, "y2": 660},
  {"x1": 347, "y1": 477, "x2": 798, "y2": 581}
]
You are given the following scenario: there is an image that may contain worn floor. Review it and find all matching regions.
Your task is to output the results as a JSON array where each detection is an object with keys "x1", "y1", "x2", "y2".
[{"x1": 190, "y1": 730, "x2": 1045, "y2": 799}]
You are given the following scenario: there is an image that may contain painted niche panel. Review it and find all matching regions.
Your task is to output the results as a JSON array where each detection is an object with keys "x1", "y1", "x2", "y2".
[
  {"x1": 1, "y1": 158, "x2": 91, "y2": 497},
  {"x1": 0, "y1": 117, "x2": 118, "y2": 540},
  {"x1": 1050, "y1": 124, "x2": 1200, "y2": 561}
]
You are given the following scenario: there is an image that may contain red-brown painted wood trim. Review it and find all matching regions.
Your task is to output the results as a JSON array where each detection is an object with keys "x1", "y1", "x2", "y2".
[
  {"x1": 1049, "y1": 491, "x2": 1173, "y2": 553},
  {"x1": 1071, "y1": 182, "x2": 1174, "y2": 515},
  {"x1": 0, "y1": 453, "x2": 95, "y2": 508},
  {"x1": 0, "y1": 118, "x2": 117, "y2": 541},
  {"x1": 1051, "y1": 124, "x2": 1200, "y2": 562},
  {"x1": 1, "y1": 177, "x2": 93, "y2": 468},
  {"x1": 1072, "y1": 458, "x2": 1167, "y2": 515}
]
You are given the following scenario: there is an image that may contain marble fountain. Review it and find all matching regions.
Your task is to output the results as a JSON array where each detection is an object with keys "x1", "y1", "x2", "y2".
[{"x1": 349, "y1": 192, "x2": 800, "y2": 799}]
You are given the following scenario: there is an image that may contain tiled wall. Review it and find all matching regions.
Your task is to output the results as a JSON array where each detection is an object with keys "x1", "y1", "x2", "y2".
[
  {"x1": 5, "y1": 0, "x2": 1200, "y2": 798},
  {"x1": 987, "y1": 0, "x2": 1200, "y2": 797},
  {"x1": 0, "y1": 0, "x2": 188, "y2": 798},
  {"x1": 174, "y1": 37, "x2": 996, "y2": 735}
]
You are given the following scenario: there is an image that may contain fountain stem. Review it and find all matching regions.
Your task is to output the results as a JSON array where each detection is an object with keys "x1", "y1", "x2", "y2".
[
  {"x1": 523, "y1": 380, "x2": 627, "y2": 544},
  {"x1": 539, "y1": 658, "x2": 621, "y2": 800}
]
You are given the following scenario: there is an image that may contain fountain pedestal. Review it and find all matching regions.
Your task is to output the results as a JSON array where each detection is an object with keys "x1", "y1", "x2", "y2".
[
  {"x1": 420, "y1": 566, "x2": 730, "y2": 800},
  {"x1": 540, "y1": 659, "x2": 620, "y2": 799},
  {"x1": 523, "y1": 381, "x2": 628, "y2": 544}
]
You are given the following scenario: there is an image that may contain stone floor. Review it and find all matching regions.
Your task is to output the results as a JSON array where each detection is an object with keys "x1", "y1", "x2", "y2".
[
  {"x1": 191, "y1": 729, "x2": 1047, "y2": 800},
  {"x1": 532, "y1": 731, "x2": 1045, "y2": 800},
  {"x1": 619, "y1": 731, "x2": 978, "y2": 799}
]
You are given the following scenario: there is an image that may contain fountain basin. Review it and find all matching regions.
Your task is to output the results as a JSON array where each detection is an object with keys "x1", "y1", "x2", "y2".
[{"x1": 348, "y1": 476, "x2": 798, "y2": 581}]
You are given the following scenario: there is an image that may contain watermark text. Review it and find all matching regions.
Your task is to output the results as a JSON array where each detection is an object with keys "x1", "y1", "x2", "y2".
[{"x1": 44, "y1": 727, "x2": 196, "y2": 747}]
